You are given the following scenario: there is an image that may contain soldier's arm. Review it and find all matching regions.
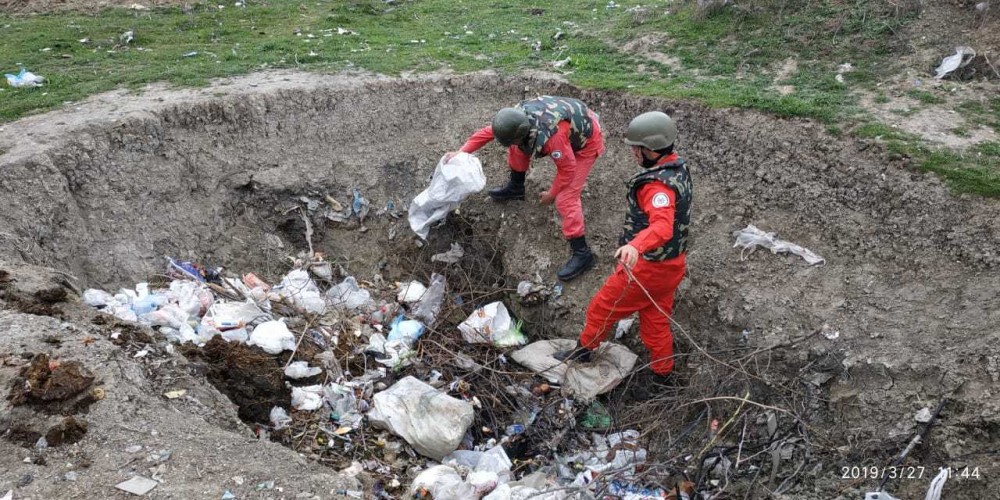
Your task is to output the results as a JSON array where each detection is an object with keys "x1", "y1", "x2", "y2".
[
  {"x1": 460, "y1": 125, "x2": 496, "y2": 153},
  {"x1": 628, "y1": 182, "x2": 675, "y2": 252}
]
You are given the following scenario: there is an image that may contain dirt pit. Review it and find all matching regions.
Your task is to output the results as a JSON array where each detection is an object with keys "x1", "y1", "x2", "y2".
[{"x1": 1, "y1": 71, "x2": 999, "y2": 499}]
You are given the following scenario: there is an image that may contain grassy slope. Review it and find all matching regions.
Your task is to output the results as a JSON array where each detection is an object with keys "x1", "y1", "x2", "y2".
[{"x1": 1, "y1": 0, "x2": 998, "y2": 194}]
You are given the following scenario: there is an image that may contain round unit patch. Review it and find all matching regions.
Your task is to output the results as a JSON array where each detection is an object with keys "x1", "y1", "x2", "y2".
[
  {"x1": 652, "y1": 193, "x2": 670, "y2": 208},
  {"x1": 551, "y1": 150, "x2": 563, "y2": 159}
]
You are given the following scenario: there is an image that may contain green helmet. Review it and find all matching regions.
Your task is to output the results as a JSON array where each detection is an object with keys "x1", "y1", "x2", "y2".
[
  {"x1": 492, "y1": 108, "x2": 531, "y2": 146},
  {"x1": 624, "y1": 111, "x2": 678, "y2": 150}
]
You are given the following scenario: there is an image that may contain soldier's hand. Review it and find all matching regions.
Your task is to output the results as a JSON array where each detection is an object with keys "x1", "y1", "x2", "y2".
[
  {"x1": 538, "y1": 191, "x2": 556, "y2": 205},
  {"x1": 615, "y1": 244, "x2": 640, "y2": 269}
]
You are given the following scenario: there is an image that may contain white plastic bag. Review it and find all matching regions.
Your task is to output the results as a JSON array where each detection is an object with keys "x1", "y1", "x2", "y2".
[
  {"x1": 274, "y1": 269, "x2": 327, "y2": 314},
  {"x1": 412, "y1": 273, "x2": 446, "y2": 324},
  {"x1": 459, "y1": 302, "x2": 525, "y2": 346},
  {"x1": 934, "y1": 46, "x2": 975, "y2": 79},
  {"x1": 732, "y1": 224, "x2": 825, "y2": 265},
  {"x1": 248, "y1": 320, "x2": 296, "y2": 354},
  {"x1": 397, "y1": 281, "x2": 427, "y2": 303},
  {"x1": 409, "y1": 465, "x2": 475, "y2": 499},
  {"x1": 82, "y1": 289, "x2": 115, "y2": 307},
  {"x1": 368, "y1": 376, "x2": 474, "y2": 460},
  {"x1": 326, "y1": 276, "x2": 373, "y2": 311},
  {"x1": 285, "y1": 361, "x2": 322, "y2": 379},
  {"x1": 291, "y1": 384, "x2": 324, "y2": 411},
  {"x1": 5, "y1": 68, "x2": 44, "y2": 87},
  {"x1": 270, "y1": 406, "x2": 292, "y2": 430},
  {"x1": 409, "y1": 153, "x2": 487, "y2": 239}
]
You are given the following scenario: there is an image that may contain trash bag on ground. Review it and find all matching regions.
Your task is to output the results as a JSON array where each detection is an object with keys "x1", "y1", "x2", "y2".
[
  {"x1": 511, "y1": 339, "x2": 638, "y2": 400},
  {"x1": 411, "y1": 273, "x2": 446, "y2": 324},
  {"x1": 273, "y1": 269, "x2": 327, "y2": 314},
  {"x1": 409, "y1": 465, "x2": 475, "y2": 499},
  {"x1": 409, "y1": 153, "x2": 487, "y2": 239},
  {"x1": 248, "y1": 320, "x2": 296, "y2": 354},
  {"x1": 732, "y1": 224, "x2": 824, "y2": 265},
  {"x1": 326, "y1": 276, "x2": 373, "y2": 311},
  {"x1": 368, "y1": 376, "x2": 474, "y2": 460},
  {"x1": 459, "y1": 302, "x2": 526, "y2": 347}
]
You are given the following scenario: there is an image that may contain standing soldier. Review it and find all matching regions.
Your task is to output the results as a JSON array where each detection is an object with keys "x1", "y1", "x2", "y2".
[
  {"x1": 556, "y1": 111, "x2": 692, "y2": 392},
  {"x1": 447, "y1": 96, "x2": 605, "y2": 281}
]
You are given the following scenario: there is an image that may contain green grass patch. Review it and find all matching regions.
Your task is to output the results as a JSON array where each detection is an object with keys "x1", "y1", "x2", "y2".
[
  {"x1": 906, "y1": 89, "x2": 944, "y2": 104},
  {"x1": 1, "y1": 0, "x2": 998, "y2": 196}
]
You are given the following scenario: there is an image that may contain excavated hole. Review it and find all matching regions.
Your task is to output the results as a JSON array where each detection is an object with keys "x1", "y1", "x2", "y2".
[{"x1": 1, "y1": 72, "x2": 998, "y2": 497}]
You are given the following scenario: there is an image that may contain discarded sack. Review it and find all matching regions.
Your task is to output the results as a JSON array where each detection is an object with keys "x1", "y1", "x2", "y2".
[
  {"x1": 326, "y1": 276, "x2": 373, "y2": 311},
  {"x1": 732, "y1": 224, "x2": 825, "y2": 265},
  {"x1": 459, "y1": 302, "x2": 526, "y2": 347},
  {"x1": 5, "y1": 68, "x2": 44, "y2": 87},
  {"x1": 248, "y1": 320, "x2": 296, "y2": 354},
  {"x1": 934, "y1": 46, "x2": 976, "y2": 80},
  {"x1": 368, "y1": 376, "x2": 474, "y2": 460},
  {"x1": 409, "y1": 153, "x2": 486, "y2": 239},
  {"x1": 511, "y1": 339, "x2": 638, "y2": 400},
  {"x1": 273, "y1": 269, "x2": 327, "y2": 314}
]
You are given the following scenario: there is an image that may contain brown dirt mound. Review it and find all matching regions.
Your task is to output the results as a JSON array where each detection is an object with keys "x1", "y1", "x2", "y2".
[
  {"x1": 8, "y1": 353, "x2": 96, "y2": 409},
  {"x1": 180, "y1": 335, "x2": 291, "y2": 424}
]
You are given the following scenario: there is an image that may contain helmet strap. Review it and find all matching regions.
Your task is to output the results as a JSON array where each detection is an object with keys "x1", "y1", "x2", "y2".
[{"x1": 641, "y1": 145, "x2": 675, "y2": 168}]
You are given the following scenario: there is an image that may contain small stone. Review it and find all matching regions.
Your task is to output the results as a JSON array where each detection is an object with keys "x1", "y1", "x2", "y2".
[
  {"x1": 126, "y1": 445, "x2": 143, "y2": 453},
  {"x1": 915, "y1": 407, "x2": 933, "y2": 423},
  {"x1": 232, "y1": 476, "x2": 244, "y2": 485},
  {"x1": 65, "y1": 471, "x2": 78, "y2": 481}
]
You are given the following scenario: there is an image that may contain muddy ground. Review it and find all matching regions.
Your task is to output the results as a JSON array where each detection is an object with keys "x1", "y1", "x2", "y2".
[{"x1": 1, "y1": 71, "x2": 998, "y2": 499}]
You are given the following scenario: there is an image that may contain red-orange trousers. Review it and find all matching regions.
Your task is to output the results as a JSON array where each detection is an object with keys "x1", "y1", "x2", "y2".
[{"x1": 579, "y1": 254, "x2": 686, "y2": 375}]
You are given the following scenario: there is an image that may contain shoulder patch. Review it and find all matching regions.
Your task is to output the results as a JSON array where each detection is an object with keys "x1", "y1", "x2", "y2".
[
  {"x1": 551, "y1": 150, "x2": 563, "y2": 159},
  {"x1": 652, "y1": 192, "x2": 670, "y2": 208}
]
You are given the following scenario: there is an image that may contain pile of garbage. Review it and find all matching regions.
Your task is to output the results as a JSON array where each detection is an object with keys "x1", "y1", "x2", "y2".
[{"x1": 78, "y1": 251, "x2": 674, "y2": 498}]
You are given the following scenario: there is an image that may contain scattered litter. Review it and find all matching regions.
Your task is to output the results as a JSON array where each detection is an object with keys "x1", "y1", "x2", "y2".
[
  {"x1": 5, "y1": 68, "x2": 45, "y2": 88},
  {"x1": 614, "y1": 317, "x2": 635, "y2": 339},
  {"x1": 290, "y1": 384, "x2": 324, "y2": 411},
  {"x1": 409, "y1": 152, "x2": 486, "y2": 239},
  {"x1": 821, "y1": 324, "x2": 840, "y2": 341},
  {"x1": 115, "y1": 476, "x2": 158, "y2": 496},
  {"x1": 552, "y1": 57, "x2": 572, "y2": 68},
  {"x1": 925, "y1": 467, "x2": 949, "y2": 500},
  {"x1": 130, "y1": 3, "x2": 148, "y2": 10},
  {"x1": 337, "y1": 27, "x2": 357, "y2": 35},
  {"x1": 396, "y1": 281, "x2": 427, "y2": 303},
  {"x1": 273, "y1": 269, "x2": 327, "y2": 314},
  {"x1": 431, "y1": 243, "x2": 465, "y2": 264},
  {"x1": 915, "y1": 407, "x2": 933, "y2": 423},
  {"x1": 248, "y1": 320, "x2": 295, "y2": 354},
  {"x1": 163, "y1": 389, "x2": 186, "y2": 399},
  {"x1": 222, "y1": 492, "x2": 236, "y2": 500},
  {"x1": 327, "y1": 276, "x2": 373, "y2": 311},
  {"x1": 459, "y1": 302, "x2": 526, "y2": 347},
  {"x1": 732, "y1": 224, "x2": 825, "y2": 265},
  {"x1": 284, "y1": 361, "x2": 322, "y2": 379},
  {"x1": 516, "y1": 281, "x2": 533, "y2": 297},
  {"x1": 386, "y1": 315, "x2": 425, "y2": 344},
  {"x1": 369, "y1": 376, "x2": 474, "y2": 460},
  {"x1": 864, "y1": 493, "x2": 900, "y2": 500},
  {"x1": 352, "y1": 187, "x2": 370, "y2": 221},
  {"x1": 183, "y1": 51, "x2": 198, "y2": 57},
  {"x1": 411, "y1": 273, "x2": 446, "y2": 324},
  {"x1": 120, "y1": 30, "x2": 135, "y2": 45},
  {"x1": 270, "y1": 406, "x2": 292, "y2": 430},
  {"x1": 935, "y1": 47, "x2": 976, "y2": 79}
]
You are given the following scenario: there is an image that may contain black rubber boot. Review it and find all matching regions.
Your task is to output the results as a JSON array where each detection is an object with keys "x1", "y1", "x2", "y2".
[
  {"x1": 557, "y1": 236, "x2": 595, "y2": 281},
  {"x1": 553, "y1": 341, "x2": 593, "y2": 363},
  {"x1": 629, "y1": 372, "x2": 674, "y2": 400},
  {"x1": 488, "y1": 170, "x2": 526, "y2": 201}
]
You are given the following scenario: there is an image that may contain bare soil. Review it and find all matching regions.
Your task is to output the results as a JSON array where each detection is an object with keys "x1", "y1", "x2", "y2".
[{"x1": 1, "y1": 70, "x2": 998, "y2": 498}]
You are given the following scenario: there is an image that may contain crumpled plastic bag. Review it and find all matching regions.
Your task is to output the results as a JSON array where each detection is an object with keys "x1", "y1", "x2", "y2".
[
  {"x1": 291, "y1": 384, "x2": 324, "y2": 411},
  {"x1": 326, "y1": 276, "x2": 373, "y2": 311},
  {"x1": 369, "y1": 376, "x2": 474, "y2": 460},
  {"x1": 248, "y1": 320, "x2": 296, "y2": 354},
  {"x1": 409, "y1": 153, "x2": 487, "y2": 239},
  {"x1": 732, "y1": 224, "x2": 825, "y2": 266},
  {"x1": 270, "y1": 406, "x2": 292, "y2": 430},
  {"x1": 409, "y1": 465, "x2": 475, "y2": 499},
  {"x1": 284, "y1": 361, "x2": 322, "y2": 379},
  {"x1": 5, "y1": 68, "x2": 44, "y2": 87},
  {"x1": 934, "y1": 46, "x2": 976, "y2": 80},
  {"x1": 459, "y1": 302, "x2": 526, "y2": 347},
  {"x1": 411, "y1": 273, "x2": 446, "y2": 324},
  {"x1": 273, "y1": 269, "x2": 327, "y2": 314}
]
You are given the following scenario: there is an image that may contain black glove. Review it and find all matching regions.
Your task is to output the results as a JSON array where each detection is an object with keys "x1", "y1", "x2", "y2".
[{"x1": 553, "y1": 341, "x2": 592, "y2": 363}]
